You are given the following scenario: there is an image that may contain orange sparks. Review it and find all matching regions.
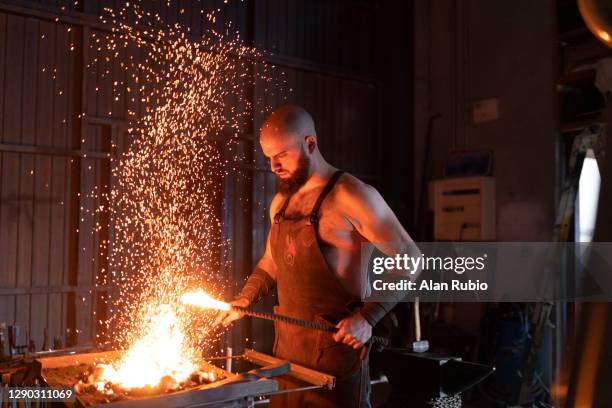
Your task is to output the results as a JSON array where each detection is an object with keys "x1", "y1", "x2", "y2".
[
  {"x1": 102, "y1": 1, "x2": 260, "y2": 357},
  {"x1": 66, "y1": 0, "x2": 289, "y2": 393}
]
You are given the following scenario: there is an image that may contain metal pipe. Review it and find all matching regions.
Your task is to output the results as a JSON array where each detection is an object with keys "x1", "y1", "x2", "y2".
[{"x1": 232, "y1": 307, "x2": 388, "y2": 347}]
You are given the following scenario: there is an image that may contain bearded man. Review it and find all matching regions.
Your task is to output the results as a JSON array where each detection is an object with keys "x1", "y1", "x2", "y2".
[{"x1": 217, "y1": 105, "x2": 416, "y2": 407}]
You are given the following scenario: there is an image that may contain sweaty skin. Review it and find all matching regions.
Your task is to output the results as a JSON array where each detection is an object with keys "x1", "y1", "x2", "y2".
[{"x1": 218, "y1": 105, "x2": 417, "y2": 349}]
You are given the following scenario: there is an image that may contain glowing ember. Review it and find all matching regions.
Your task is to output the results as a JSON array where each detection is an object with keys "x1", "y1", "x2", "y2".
[{"x1": 181, "y1": 290, "x2": 231, "y2": 311}]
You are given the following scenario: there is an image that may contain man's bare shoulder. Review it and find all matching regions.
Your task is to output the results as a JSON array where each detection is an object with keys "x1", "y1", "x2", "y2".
[
  {"x1": 334, "y1": 172, "x2": 380, "y2": 205},
  {"x1": 331, "y1": 172, "x2": 392, "y2": 230}
]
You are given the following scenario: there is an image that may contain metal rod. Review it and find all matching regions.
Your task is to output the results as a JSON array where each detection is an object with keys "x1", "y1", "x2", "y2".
[
  {"x1": 233, "y1": 307, "x2": 388, "y2": 347},
  {"x1": 234, "y1": 307, "x2": 336, "y2": 332},
  {"x1": 201, "y1": 354, "x2": 244, "y2": 361}
]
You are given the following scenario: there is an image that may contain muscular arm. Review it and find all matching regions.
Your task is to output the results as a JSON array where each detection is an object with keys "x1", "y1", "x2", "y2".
[
  {"x1": 235, "y1": 193, "x2": 282, "y2": 302},
  {"x1": 341, "y1": 181, "x2": 417, "y2": 261},
  {"x1": 333, "y1": 178, "x2": 420, "y2": 347},
  {"x1": 254, "y1": 204, "x2": 279, "y2": 280},
  {"x1": 258, "y1": 193, "x2": 285, "y2": 279}
]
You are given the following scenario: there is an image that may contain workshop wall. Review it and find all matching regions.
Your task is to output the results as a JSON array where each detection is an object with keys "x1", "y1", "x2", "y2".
[
  {"x1": 0, "y1": 13, "x2": 85, "y2": 351},
  {"x1": 413, "y1": 0, "x2": 556, "y2": 241},
  {"x1": 411, "y1": 0, "x2": 558, "y2": 394}
]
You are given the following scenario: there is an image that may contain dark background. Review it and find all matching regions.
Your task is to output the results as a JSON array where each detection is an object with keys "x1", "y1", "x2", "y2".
[{"x1": 1, "y1": 0, "x2": 612, "y2": 406}]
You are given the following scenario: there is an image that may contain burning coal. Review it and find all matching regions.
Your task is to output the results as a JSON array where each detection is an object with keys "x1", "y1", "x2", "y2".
[
  {"x1": 94, "y1": 304, "x2": 196, "y2": 390},
  {"x1": 72, "y1": 304, "x2": 219, "y2": 399}
]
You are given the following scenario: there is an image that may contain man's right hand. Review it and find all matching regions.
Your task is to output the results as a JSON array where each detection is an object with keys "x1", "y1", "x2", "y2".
[{"x1": 214, "y1": 298, "x2": 250, "y2": 327}]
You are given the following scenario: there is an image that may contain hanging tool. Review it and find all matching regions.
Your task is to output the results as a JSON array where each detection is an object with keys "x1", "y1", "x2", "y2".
[{"x1": 412, "y1": 297, "x2": 429, "y2": 353}]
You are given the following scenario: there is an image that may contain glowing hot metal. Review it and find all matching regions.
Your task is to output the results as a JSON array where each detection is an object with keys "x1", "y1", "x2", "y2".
[{"x1": 181, "y1": 290, "x2": 231, "y2": 311}]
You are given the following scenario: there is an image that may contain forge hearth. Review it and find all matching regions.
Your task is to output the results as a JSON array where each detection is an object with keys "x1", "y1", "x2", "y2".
[{"x1": 34, "y1": 349, "x2": 335, "y2": 408}]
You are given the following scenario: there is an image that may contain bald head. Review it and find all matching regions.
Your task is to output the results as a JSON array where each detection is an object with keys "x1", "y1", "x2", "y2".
[{"x1": 261, "y1": 104, "x2": 316, "y2": 143}]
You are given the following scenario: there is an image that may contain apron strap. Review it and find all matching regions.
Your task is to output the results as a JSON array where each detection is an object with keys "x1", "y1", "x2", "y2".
[
  {"x1": 274, "y1": 194, "x2": 292, "y2": 224},
  {"x1": 309, "y1": 170, "x2": 344, "y2": 226}
]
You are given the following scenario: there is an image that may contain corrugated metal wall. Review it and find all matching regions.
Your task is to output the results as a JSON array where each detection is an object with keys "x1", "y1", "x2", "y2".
[
  {"x1": 0, "y1": 12, "x2": 84, "y2": 351},
  {"x1": 0, "y1": 0, "x2": 393, "y2": 355}
]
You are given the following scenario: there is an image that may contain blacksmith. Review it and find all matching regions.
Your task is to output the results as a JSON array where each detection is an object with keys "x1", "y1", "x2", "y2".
[{"x1": 216, "y1": 105, "x2": 416, "y2": 407}]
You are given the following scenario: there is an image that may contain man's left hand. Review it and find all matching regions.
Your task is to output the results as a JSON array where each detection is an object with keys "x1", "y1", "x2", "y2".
[{"x1": 333, "y1": 313, "x2": 372, "y2": 349}]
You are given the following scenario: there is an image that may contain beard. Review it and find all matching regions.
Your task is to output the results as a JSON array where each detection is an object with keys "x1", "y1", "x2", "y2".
[{"x1": 276, "y1": 148, "x2": 311, "y2": 195}]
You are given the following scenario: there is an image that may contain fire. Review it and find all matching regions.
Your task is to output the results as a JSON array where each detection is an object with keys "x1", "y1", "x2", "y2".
[
  {"x1": 89, "y1": 292, "x2": 227, "y2": 391},
  {"x1": 181, "y1": 290, "x2": 230, "y2": 311},
  {"x1": 96, "y1": 304, "x2": 197, "y2": 390}
]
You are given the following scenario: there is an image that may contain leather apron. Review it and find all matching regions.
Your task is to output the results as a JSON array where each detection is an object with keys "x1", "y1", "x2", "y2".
[{"x1": 268, "y1": 171, "x2": 371, "y2": 408}]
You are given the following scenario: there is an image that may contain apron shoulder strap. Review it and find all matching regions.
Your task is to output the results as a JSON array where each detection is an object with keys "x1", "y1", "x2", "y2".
[
  {"x1": 309, "y1": 170, "x2": 344, "y2": 225},
  {"x1": 274, "y1": 194, "x2": 292, "y2": 224}
]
